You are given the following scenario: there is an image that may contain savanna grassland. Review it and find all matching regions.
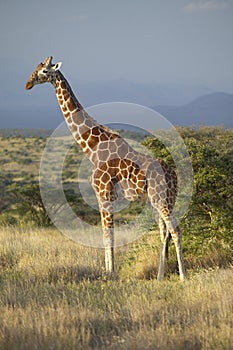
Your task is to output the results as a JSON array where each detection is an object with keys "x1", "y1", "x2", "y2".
[
  {"x1": 0, "y1": 127, "x2": 232, "y2": 349},
  {"x1": 0, "y1": 227, "x2": 232, "y2": 350}
]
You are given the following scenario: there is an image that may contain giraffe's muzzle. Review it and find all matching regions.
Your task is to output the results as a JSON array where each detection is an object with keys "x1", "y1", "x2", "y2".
[{"x1": 25, "y1": 81, "x2": 33, "y2": 90}]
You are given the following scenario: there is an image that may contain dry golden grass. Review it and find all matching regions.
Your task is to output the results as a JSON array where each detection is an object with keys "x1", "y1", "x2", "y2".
[{"x1": 0, "y1": 227, "x2": 232, "y2": 349}]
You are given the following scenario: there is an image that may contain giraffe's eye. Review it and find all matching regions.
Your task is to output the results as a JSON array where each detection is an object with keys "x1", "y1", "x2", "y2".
[{"x1": 43, "y1": 69, "x2": 48, "y2": 74}]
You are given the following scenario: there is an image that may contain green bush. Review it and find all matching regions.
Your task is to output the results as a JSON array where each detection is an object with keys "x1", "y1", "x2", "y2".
[{"x1": 142, "y1": 127, "x2": 233, "y2": 264}]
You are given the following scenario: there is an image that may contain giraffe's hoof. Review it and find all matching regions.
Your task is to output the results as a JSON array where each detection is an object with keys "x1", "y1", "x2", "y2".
[
  {"x1": 157, "y1": 274, "x2": 164, "y2": 281},
  {"x1": 180, "y1": 274, "x2": 186, "y2": 282}
]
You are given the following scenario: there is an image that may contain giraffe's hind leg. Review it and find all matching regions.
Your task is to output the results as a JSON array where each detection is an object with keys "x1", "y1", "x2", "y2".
[
  {"x1": 163, "y1": 214, "x2": 186, "y2": 281},
  {"x1": 157, "y1": 216, "x2": 172, "y2": 281}
]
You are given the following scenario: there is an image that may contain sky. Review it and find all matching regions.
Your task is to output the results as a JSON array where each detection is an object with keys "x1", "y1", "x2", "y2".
[
  {"x1": 0, "y1": 0, "x2": 233, "y2": 127},
  {"x1": 1, "y1": 0, "x2": 233, "y2": 87}
]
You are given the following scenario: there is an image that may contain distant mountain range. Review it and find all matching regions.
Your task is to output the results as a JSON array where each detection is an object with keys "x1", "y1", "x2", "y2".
[
  {"x1": 76, "y1": 79, "x2": 213, "y2": 107},
  {"x1": 153, "y1": 92, "x2": 233, "y2": 127},
  {"x1": 0, "y1": 77, "x2": 232, "y2": 128}
]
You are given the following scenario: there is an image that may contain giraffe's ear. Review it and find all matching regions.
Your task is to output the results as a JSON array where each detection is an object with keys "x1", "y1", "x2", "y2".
[{"x1": 53, "y1": 62, "x2": 62, "y2": 71}]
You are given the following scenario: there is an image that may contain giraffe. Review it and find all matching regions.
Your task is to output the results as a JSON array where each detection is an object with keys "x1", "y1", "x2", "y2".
[{"x1": 26, "y1": 56, "x2": 186, "y2": 280}]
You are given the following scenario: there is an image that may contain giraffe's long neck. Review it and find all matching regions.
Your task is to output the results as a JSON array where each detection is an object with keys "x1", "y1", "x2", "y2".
[
  {"x1": 54, "y1": 71, "x2": 104, "y2": 161},
  {"x1": 55, "y1": 71, "x2": 83, "y2": 116}
]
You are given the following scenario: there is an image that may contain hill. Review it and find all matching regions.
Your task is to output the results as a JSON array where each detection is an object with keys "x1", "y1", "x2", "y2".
[
  {"x1": 0, "y1": 79, "x2": 213, "y2": 129},
  {"x1": 1, "y1": 84, "x2": 232, "y2": 128},
  {"x1": 154, "y1": 92, "x2": 233, "y2": 127}
]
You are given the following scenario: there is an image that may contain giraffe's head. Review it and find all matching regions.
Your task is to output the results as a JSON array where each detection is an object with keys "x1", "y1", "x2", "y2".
[{"x1": 25, "y1": 56, "x2": 62, "y2": 90}]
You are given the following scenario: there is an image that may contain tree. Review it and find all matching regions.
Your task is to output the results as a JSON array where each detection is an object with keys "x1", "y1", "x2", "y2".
[
  {"x1": 143, "y1": 127, "x2": 233, "y2": 242},
  {"x1": 7, "y1": 183, "x2": 51, "y2": 226}
]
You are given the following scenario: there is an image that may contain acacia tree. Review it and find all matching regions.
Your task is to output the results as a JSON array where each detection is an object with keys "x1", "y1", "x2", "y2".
[
  {"x1": 6, "y1": 182, "x2": 98, "y2": 227},
  {"x1": 7, "y1": 183, "x2": 52, "y2": 226}
]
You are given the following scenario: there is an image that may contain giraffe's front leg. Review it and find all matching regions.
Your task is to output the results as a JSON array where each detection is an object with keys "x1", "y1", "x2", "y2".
[
  {"x1": 91, "y1": 170, "x2": 116, "y2": 274},
  {"x1": 98, "y1": 198, "x2": 115, "y2": 273},
  {"x1": 102, "y1": 210, "x2": 114, "y2": 273}
]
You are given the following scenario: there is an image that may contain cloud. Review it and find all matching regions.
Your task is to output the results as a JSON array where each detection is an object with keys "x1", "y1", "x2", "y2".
[{"x1": 184, "y1": 1, "x2": 230, "y2": 13}]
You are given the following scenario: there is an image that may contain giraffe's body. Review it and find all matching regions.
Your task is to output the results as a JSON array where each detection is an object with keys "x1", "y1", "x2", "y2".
[{"x1": 26, "y1": 57, "x2": 186, "y2": 280}]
